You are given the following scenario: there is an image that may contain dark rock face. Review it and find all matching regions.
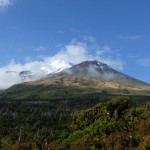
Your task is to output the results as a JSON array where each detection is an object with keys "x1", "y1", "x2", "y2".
[
  {"x1": 19, "y1": 70, "x2": 32, "y2": 80},
  {"x1": 69, "y1": 61, "x2": 113, "y2": 75}
]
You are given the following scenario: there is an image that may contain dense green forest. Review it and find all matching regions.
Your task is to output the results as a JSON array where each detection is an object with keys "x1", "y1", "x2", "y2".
[{"x1": 0, "y1": 95, "x2": 149, "y2": 150}]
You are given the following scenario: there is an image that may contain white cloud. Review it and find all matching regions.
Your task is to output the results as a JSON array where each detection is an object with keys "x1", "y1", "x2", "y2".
[
  {"x1": 136, "y1": 58, "x2": 150, "y2": 67},
  {"x1": 0, "y1": 71, "x2": 21, "y2": 89},
  {"x1": 0, "y1": 0, "x2": 13, "y2": 8},
  {"x1": 96, "y1": 45, "x2": 112, "y2": 56},
  {"x1": 0, "y1": 40, "x2": 124, "y2": 89},
  {"x1": 119, "y1": 35, "x2": 142, "y2": 40},
  {"x1": 94, "y1": 45, "x2": 123, "y2": 70}
]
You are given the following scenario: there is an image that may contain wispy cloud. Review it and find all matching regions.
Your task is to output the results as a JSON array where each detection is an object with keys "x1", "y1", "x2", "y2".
[
  {"x1": 119, "y1": 35, "x2": 143, "y2": 40},
  {"x1": 95, "y1": 45, "x2": 124, "y2": 70},
  {"x1": 82, "y1": 36, "x2": 96, "y2": 43},
  {"x1": 136, "y1": 58, "x2": 150, "y2": 67},
  {"x1": 0, "y1": 39, "x2": 124, "y2": 89},
  {"x1": 36, "y1": 46, "x2": 46, "y2": 52},
  {"x1": 0, "y1": 0, "x2": 13, "y2": 8}
]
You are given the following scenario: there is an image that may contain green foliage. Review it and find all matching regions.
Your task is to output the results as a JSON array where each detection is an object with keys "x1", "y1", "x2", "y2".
[
  {"x1": 101, "y1": 90, "x2": 109, "y2": 94},
  {"x1": 106, "y1": 97, "x2": 131, "y2": 118},
  {"x1": 144, "y1": 140, "x2": 150, "y2": 150},
  {"x1": 0, "y1": 96, "x2": 149, "y2": 150},
  {"x1": 58, "y1": 97, "x2": 150, "y2": 150},
  {"x1": 71, "y1": 103, "x2": 108, "y2": 130}
]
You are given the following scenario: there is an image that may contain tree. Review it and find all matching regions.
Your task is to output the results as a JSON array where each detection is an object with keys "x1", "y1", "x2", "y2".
[{"x1": 106, "y1": 97, "x2": 131, "y2": 119}]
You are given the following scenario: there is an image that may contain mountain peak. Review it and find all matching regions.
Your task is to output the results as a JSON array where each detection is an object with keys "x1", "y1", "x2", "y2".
[
  {"x1": 77, "y1": 60, "x2": 108, "y2": 67},
  {"x1": 68, "y1": 60, "x2": 111, "y2": 76},
  {"x1": 72, "y1": 60, "x2": 110, "y2": 70},
  {"x1": 50, "y1": 60, "x2": 148, "y2": 85}
]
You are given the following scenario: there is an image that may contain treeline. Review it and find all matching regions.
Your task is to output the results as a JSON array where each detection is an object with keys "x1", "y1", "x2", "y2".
[{"x1": 0, "y1": 101, "x2": 73, "y2": 149}]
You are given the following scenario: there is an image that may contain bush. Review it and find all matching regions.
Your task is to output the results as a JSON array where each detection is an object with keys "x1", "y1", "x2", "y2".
[
  {"x1": 106, "y1": 97, "x2": 131, "y2": 118},
  {"x1": 144, "y1": 140, "x2": 150, "y2": 150}
]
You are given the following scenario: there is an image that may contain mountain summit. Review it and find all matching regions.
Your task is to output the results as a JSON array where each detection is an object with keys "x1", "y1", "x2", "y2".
[
  {"x1": 49, "y1": 60, "x2": 148, "y2": 85},
  {"x1": 68, "y1": 60, "x2": 111, "y2": 77},
  {"x1": 48, "y1": 60, "x2": 112, "y2": 78}
]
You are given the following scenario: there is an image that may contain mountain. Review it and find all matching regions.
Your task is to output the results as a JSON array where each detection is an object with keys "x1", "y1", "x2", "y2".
[
  {"x1": 49, "y1": 60, "x2": 147, "y2": 83},
  {"x1": 1, "y1": 60, "x2": 150, "y2": 99},
  {"x1": 36, "y1": 60, "x2": 150, "y2": 92}
]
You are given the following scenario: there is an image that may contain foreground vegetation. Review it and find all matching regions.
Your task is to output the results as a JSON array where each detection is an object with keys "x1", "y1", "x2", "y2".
[{"x1": 0, "y1": 96, "x2": 149, "y2": 150}]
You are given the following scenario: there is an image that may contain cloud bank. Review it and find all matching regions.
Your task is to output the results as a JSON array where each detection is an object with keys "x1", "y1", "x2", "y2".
[{"x1": 0, "y1": 40, "x2": 123, "y2": 89}]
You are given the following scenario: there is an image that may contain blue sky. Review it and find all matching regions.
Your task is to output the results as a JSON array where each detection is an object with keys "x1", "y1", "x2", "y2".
[{"x1": 0, "y1": 0, "x2": 150, "y2": 86}]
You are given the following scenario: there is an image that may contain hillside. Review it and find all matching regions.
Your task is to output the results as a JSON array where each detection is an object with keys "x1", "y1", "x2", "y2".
[
  {"x1": 0, "y1": 97, "x2": 149, "y2": 150},
  {"x1": 1, "y1": 61, "x2": 150, "y2": 99}
]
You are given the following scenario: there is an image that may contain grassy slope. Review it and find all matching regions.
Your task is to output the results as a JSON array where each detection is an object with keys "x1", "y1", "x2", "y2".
[{"x1": 1, "y1": 75, "x2": 150, "y2": 100}]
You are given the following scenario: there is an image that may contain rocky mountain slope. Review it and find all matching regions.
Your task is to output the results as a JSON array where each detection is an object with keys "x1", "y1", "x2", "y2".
[{"x1": 26, "y1": 60, "x2": 150, "y2": 92}]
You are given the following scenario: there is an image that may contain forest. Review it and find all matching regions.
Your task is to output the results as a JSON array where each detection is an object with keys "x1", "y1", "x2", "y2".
[{"x1": 0, "y1": 95, "x2": 149, "y2": 150}]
